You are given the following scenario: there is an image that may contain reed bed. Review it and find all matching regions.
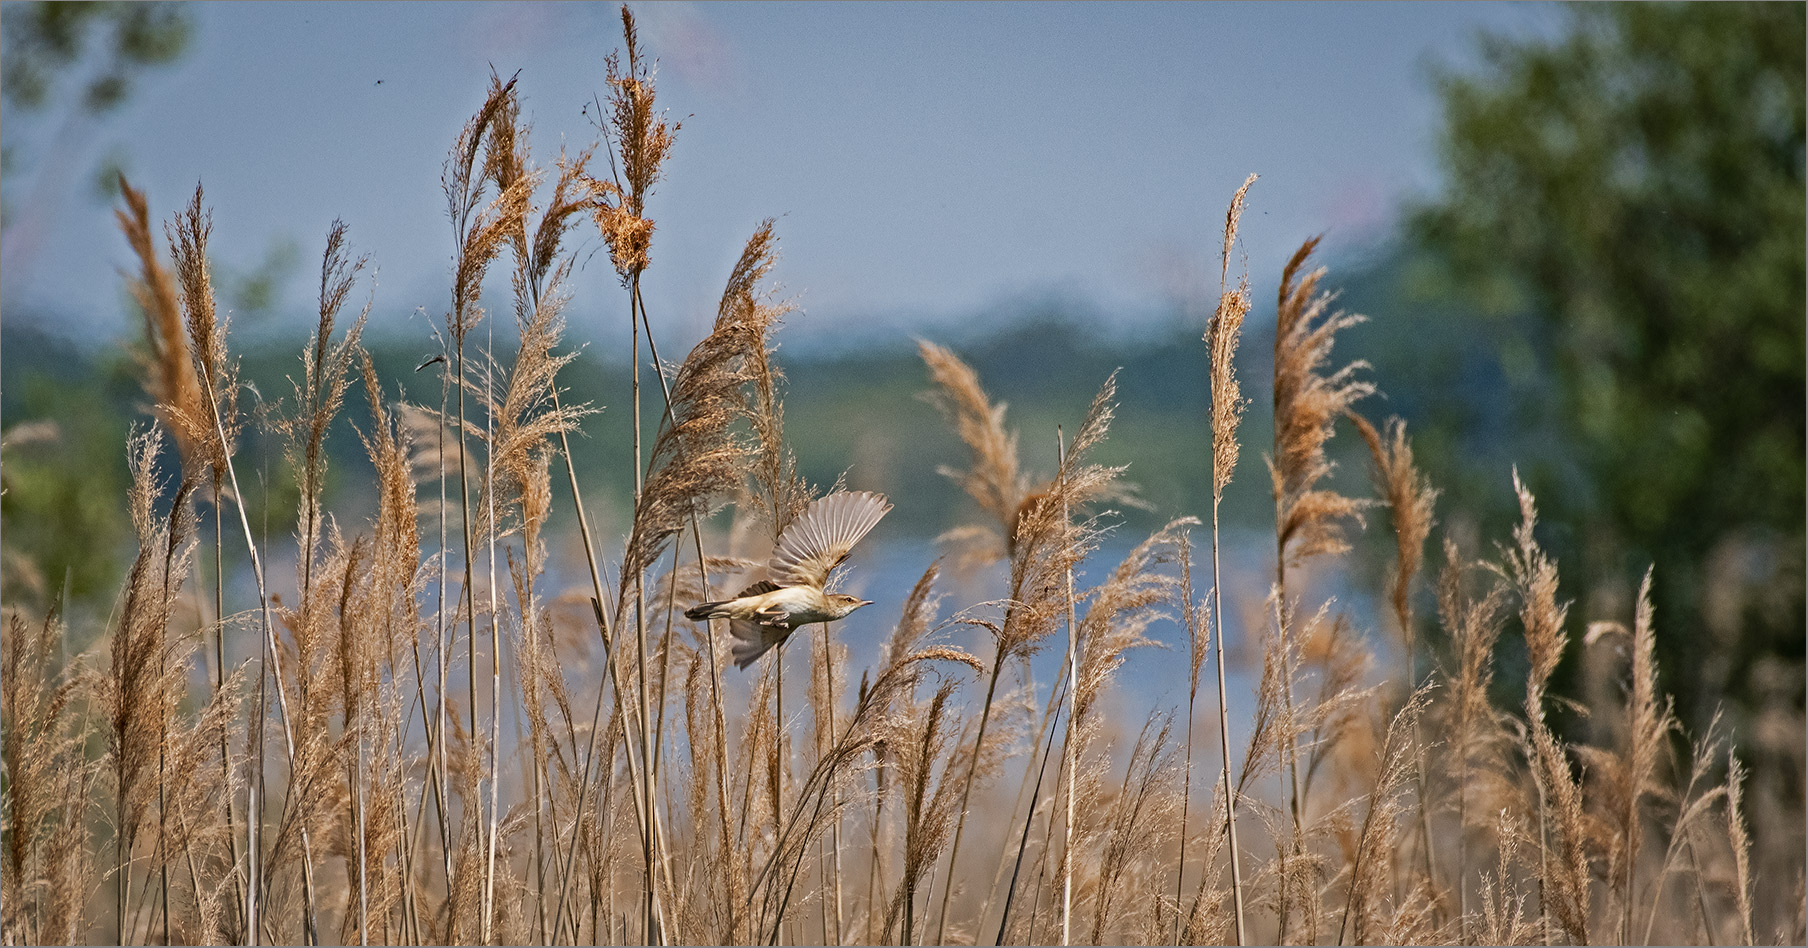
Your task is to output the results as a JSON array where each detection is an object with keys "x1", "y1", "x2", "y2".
[{"x1": 0, "y1": 10, "x2": 1796, "y2": 946}]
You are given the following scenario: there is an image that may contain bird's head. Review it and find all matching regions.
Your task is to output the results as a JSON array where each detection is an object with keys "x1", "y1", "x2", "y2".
[{"x1": 827, "y1": 593, "x2": 874, "y2": 619}]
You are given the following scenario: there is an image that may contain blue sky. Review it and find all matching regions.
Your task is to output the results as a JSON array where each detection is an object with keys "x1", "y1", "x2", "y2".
[{"x1": 1, "y1": 1, "x2": 1561, "y2": 351}]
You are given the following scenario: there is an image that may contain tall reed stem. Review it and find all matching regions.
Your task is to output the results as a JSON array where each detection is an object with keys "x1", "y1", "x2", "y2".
[
  {"x1": 933, "y1": 639, "x2": 1005, "y2": 944},
  {"x1": 1211, "y1": 500, "x2": 1247, "y2": 945},
  {"x1": 1058, "y1": 426, "x2": 1077, "y2": 948},
  {"x1": 482, "y1": 317, "x2": 504, "y2": 944}
]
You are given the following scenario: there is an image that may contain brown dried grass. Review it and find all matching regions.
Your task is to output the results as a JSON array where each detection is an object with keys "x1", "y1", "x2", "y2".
[{"x1": 3, "y1": 17, "x2": 1791, "y2": 947}]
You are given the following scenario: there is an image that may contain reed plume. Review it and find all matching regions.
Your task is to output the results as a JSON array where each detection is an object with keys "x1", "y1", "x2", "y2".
[
  {"x1": 1336, "y1": 687, "x2": 1434, "y2": 946},
  {"x1": 1089, "y1": 711, "x2": 1181, "y2": 944},
  {"x1": 114, "y1": 176, "x2": 206, "y2": 467},
  {"x1": 1266, "y1": 234, "x2": 1374, "y2": 941},
  {"x1": 1576, "y1": 567, "x2": 1677, "y2": 944},
  {"x1": 2, "y1": 608, "x2": 93, "y2": 947},
  {"x1": 926, "y1": 366, "x2": 1128, "y2": 946},
  {"x1": 1726, "y1": 754, "x2": 1755, "y2": 946},
  {"x1": 104, "y1": 428, "x2": 194, "y2": 944},
  {"x1": 1204, "y1": 173, "x2": 1256, "y2": 945},
  {"x1": 1433, "y1": 538, "x2": 1512, "y2": 939},
  {"x1": 1271, "y1": 237, "x2": 1374, "y2": 570},
  {"x1": 1348, "y1": 411, "x2": 1442, "y2": 915},
  {"x1": 918, "y1": 340, "x2": 1029, "y2": 562},
  {"x1": 1498, "y1": 471, "x2": 1592, "y2": 944},
  {"x1": 6, "y1": 27, "x2": 1798, "y2": 947}
]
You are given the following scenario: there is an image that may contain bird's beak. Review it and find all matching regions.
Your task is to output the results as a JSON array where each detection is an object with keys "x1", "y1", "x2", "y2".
[{"x1": 858, "y1": 599, "x2": 874, "y2": 607}]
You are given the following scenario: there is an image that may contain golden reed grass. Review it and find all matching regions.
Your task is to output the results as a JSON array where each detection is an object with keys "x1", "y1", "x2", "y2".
[{"x1": 0, "y1": 8, "x2": 1793, "y2": 946}]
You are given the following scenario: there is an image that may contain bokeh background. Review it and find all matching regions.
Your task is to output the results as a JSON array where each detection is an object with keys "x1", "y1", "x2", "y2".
[{"x1": 3, "y1": 0, "x2": 1802, "y2": 881}]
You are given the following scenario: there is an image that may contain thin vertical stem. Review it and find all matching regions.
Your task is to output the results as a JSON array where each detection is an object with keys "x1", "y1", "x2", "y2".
[
  {"x1": 824, "y1": 624, "x2": 845, "y2": 948},
  {"x1": 1212, "y1": 504, "x2": 1248, "y2": 944},
  {"x1": 212, "y1": 478, "x2": 247, "y2": 931},
  {"x1": 436, "y1": 362, "x2": 454, "y2": 892},
  {"x1": 1177, "y1": 650, "x2": 1197, "y2": 944},
  {"x1": 202, "y1": 358, "x2": 312, "y2": 946},
  {"x1": 455, "y1": 334, "x2": 481, "y2": 944},
  {"x1": 996, "y1": 667, "x2": 1070, "y2": 945},
  {"x1": 773, "y1": 653, "x2": 786, "y2": 944},
  {"x1": 483, "y1": 316, "x2": 504, "y2": 944},
  {"x1": 1274, "y1": 558, "x2": 1304, "y2": 944},
  {"x1": 933, "y1": 647, "x2": 1003, "y2": 945},
  {"x1": 1058, "y1": 426, "x2": 1077, "y2": 948}
]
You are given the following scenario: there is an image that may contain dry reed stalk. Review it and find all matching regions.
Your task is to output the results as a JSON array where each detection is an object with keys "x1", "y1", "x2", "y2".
[
  {"x1": 1270, "y1": 238, "x2": 1375, "y2": 879},
  {"x1": 1270, "y1": 236, "x2": 1375, "y2": 571},
  {"x1": 1025, "y1": 671, "x2": 1084, "y2": 948},
  {"x1": 1336, "y1": 687, "x2": 1433, "y2": 946},
  {"x1": 1348, "y1": 411, "x2": 1442, "y2": 920},
  {"x1": 288, "y1": 222, "x2": 373, "y2": 942},
  {"x1": 603, "y1": 221, "x2": 785, "y2": 941},
  {"x1": 917, "y1": 340, "x2": 1030, "y2": 564},
  {"x1": 1172, "y1": 534, "x2": 1208, "y2": 944},
  {"x1": 1476, "y1": 808, "x2": 1540, "y2": 946},
  {"x1": 970, "y1": 666, "x2": 1066, "y2": 938},
  {"x1": 163, "y1": 183, "x2": 318, "y2": 945},
  {"x1": 1298, "y1": 613, "x2": 1374, "y2": 813},
  {"x1": 583, "y1": 11, "x2": 682, "y2": 936},
  {"x1": 438, "y1": 69, "x2": 536, "y2": 943},
  {"x1": 1090, "y1": 712, "x2": 1181, "y2": 944},
  {"x1": 1433, "y1": 538, "x2": 1510, "y2": 941},
  {"x1": 1057, "y1": 518, "x2": 1194, "y2": 944},
  {"x1": 1576, "y1": 567, "x2": 1676, "y2": 945},
  {"x1": 476, "y1": 86, "x2": 541, "y2": 940},
  {"x1": 1058, "y1": 430, "x2": 1080, "y2": 948},
  {"x1": 926, "y1": 370, "x2": 1130, "y2": 948},
  {"x1": 287, "y1": 222, "x2": 370, "y2": 609},
  {"x1": 352, "y1": 355, "x2": 430, "y2": 945},
  {"x1": 1725, "y1": 754, "x2": 1755, "y2": 946},
  {"x1": 115, "y1": 176, "x2": 206, "y2": 467},
  {"x1": 1231, "y1": 591, "x2": 1298, "y2": 796},
  {"x1": 996, "y1": 660, "x2": 1072, "y2": 945},
  {"x1": 2, "y1": 607, "x2": 93, "y2": 947},
  {"x1": 1639, "y1": 717, "x2": 1730, "y2": 944},
  {"x1": 266, "y1": 221, "x2": 373, "y2": 947},
  {"x1": 1057, "y1": 511, "x2": 1196, "y2": 945},
  {"x1": 721, "y1": 221, "x2": 800, "y2": 943},
  {"x1": 806, "y1": 623, "x2": 849, "y2": 945},
  {"x1": 106, "y1": 429, "x2": 192, "y2": 944},
  {"x1": 916, "y1": 345, "x2": 1135, "y2": 945},
  {"x1": 117, "y1": 176, "x2": 252, "y2": 931},
  {"x1": 519, "y1": 135, "x2": 631, "y2": 933},
  {"x1": 475, "y1": 143, "x2": 593, "y2": 933},
  {"x1": 1205, "y1": 173, "x2": 1256, "y2": 946},
  {"x1": 755, "y1": 609, "x2": 979, "y2": 945},
  {"x1": 1498, "y1": 471, "x2": 1591, "y2": 944},
  {"x1": 155, "y1": 640, "x2": 244, "y2": 945},
  {"x1": 885, "y1": 681, "x2": 965, "y2": 947},
  {"x1": 418, "y1": 374, "x2": 458, "y2": 906},
  {"x1": 870, "y1": 561, "x2": 944, "y2": 941},
  {"x1": 1178, "y1": 776, "x2": 1234, "y2": 946}
]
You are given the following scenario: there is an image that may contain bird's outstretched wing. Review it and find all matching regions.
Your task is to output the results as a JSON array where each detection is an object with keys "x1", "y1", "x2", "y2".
[{"x1": 768, "y1": 490, "x2": 891, "y2": 589}]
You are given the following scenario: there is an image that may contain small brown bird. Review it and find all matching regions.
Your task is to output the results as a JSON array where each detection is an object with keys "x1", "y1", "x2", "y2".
[{"x1": 685, "y1": 490, "x2": 892, "y2": 669}]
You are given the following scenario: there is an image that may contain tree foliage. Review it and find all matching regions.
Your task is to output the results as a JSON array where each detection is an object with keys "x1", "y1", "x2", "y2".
[
  {"x1": 1409, "y1": 2, "x2": 1805, "y2": 720},
  {"x1": 1, "y1": 1, "x2": 190, "y2": 114}
]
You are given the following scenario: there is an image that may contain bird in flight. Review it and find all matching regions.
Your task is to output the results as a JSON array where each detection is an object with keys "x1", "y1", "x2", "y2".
[{"x1": 685, "y1": 490, "x2": 891, "y2": 669}]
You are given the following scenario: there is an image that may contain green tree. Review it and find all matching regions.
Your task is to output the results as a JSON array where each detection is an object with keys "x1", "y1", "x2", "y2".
[
  {"x1": 1, "y1": 1, "x2": 193, "y2": 214},
  {"x1": 1409, "y1": 2, "x2": 1804, "y2": 724},
  {"x1": 1, "y1": 1, "x2": 189, "y2": 114}
]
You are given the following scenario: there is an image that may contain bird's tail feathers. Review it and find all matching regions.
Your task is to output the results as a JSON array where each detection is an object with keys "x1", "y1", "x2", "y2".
[{"x1": 684, "y1": 600, "x2": 729, "y2": 621}]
